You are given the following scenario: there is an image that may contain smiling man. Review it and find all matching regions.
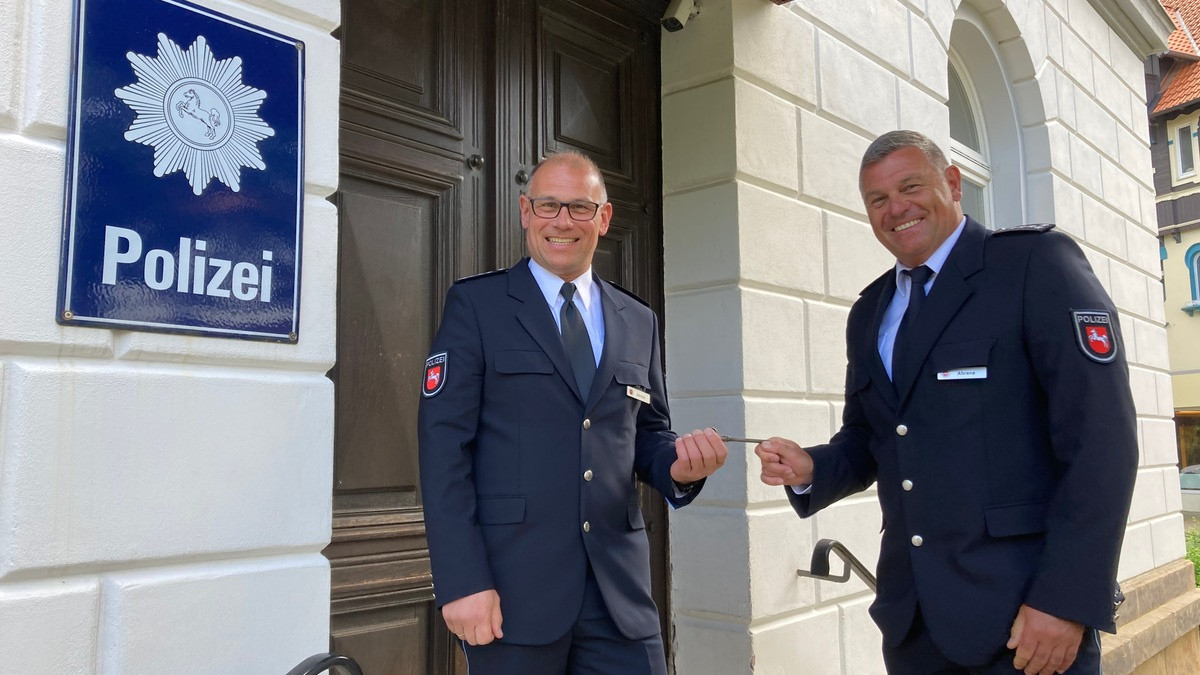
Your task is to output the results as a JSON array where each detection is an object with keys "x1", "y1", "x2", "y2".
[
  {"x1": 755, "y1": 131, "x2": 1137, "y2": 675},
  {"x1": 418, "y1": 151, "x2": 727, "y2": 675}
]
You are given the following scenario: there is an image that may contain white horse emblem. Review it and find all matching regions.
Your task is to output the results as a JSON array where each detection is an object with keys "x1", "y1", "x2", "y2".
[{"x1": 175, "y1": 89, "x2": 222, "y2": 140}]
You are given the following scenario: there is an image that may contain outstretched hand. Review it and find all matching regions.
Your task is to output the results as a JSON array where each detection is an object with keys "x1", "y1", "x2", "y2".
[
  {"x1": 670, "y1": 428, "x2": 728, "y2": 483},
  {"x1": 754, "y1": 437, "x2": 814, "y2": 486}
]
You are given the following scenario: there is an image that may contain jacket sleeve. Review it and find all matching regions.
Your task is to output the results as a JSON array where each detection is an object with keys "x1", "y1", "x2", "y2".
[
  {"x1": 417, "y1": 283, "x2": 494, "y2": 607},
  {"x1": 1020, "y1": 232, "x2": 1138, "y2": 633},
  {"x1": 631, "y1": 310, "x2": 695, "y2": 506},
  {"x1": 789, "y1": 356, "x2": 877, "y2": 517}
]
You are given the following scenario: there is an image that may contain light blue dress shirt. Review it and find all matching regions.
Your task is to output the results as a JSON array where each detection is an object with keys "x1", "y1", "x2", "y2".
[
  {"x1": 792, "y1": 216, "x2": 967, "y2": 495},
  {"x1": 527, "y1": 258, "x2": 604, "y2": 366},
  {"x1": 877, "y1": 217, "x2": 967, "y2": 380},
  {"x1": 528, "y1": 259, "x2": 688, "y2": 499}
]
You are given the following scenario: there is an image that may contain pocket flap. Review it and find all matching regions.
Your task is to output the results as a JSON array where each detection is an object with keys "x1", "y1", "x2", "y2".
[
  {"x1": 984, "y1": 501, "x2": 1048, "y2": 537},
  {"x1": 615, "y1": 362, "x2": 650, "y2": 388},
  {"x1": 627, "y1": 503, "x2": 646, "y2": 530},
  {"x1": 930, "y1": 339, "x2": 996, "y2": 372},
  {"x1": 477, "y1": 496, "x2": 526, "y2": 524},
  {"x1": 495, "y1": 350, "x2": 553, "y2": 374}
]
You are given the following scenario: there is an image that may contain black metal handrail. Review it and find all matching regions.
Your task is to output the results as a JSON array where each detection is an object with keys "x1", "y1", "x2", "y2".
[
  {"x1": 285, "y1": 653, "x2": 364, "y2": 675},
  {"x1": 797, "y1": 538, "x2": 877, "y2": 592}
]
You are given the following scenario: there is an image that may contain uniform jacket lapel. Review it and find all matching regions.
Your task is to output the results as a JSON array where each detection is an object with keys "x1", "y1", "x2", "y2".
[
  {"x1": 587, "y1": 275, "x2": 629, "y2": 414},
  {"x1": 863, "y1": 272, "x2": 899, "y2": 410},
  {"x1": 509, "y1": 260, "x2": 587, "y2": 402},
  {"x1": 892, "y1": 218, "x2": 987, "y2": 403}
]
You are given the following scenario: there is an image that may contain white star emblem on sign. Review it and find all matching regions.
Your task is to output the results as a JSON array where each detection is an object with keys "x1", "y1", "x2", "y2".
[{"x1": 114, "y1": 33, "x2": 276, "y2": 195}]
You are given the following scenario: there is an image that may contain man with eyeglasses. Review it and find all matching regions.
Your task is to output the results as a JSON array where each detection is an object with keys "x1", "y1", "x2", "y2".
[{"x1": 419, "y1": 150, "x2": 728, "y2": 674}]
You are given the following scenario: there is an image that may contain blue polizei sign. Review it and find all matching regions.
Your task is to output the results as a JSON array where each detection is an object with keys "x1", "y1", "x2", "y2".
[{"x1": 59, "y1": 0, "x2": 304, "y2": 342}]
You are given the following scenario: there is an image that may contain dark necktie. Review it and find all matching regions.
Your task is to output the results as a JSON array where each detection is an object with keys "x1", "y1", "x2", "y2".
[
  {"x1": 892, "y1": 265, "x2": 934, "y2": 384},
  {"x1": 560, "y1": 282, "x2": 596, "y2": 397}
]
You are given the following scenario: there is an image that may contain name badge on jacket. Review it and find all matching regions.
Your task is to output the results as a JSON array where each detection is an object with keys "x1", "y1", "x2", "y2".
[
  {"x1": 626, "y1": 386, "x2": 651, "y2": 403},
  {"x1": 937, "y1": 367, "x2": 987, "y2": 381}
]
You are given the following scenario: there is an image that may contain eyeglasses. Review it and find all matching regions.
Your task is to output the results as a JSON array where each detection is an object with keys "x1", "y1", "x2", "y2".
[{"x1": 527, "y1": 197, "x2": 602, "y2": 221}]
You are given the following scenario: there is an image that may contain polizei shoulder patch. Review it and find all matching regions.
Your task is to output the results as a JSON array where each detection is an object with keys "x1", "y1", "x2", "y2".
[
  {"x1": 1072, "y1": 310, "x2": 1117, "y2": 363},
  {"x1": 423, "y1": 352, "x2": 448, "y2": 397}
]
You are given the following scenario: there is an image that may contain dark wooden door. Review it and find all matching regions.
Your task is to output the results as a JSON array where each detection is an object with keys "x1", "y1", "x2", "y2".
[{"x1": 326, "y1": 1, "x2": 668, "y2": 673}]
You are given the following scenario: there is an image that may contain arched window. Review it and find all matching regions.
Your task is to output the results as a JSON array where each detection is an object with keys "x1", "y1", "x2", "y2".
[
  {"x1": 948, "y1": 58, "x2": 992, "y2": 227},
  {"x1": 948, "y1": 5, "x2": 1025, "y2": 230},
  {"x1": 1186, "y1": 243, "x2": 1200, "y2": 315}
]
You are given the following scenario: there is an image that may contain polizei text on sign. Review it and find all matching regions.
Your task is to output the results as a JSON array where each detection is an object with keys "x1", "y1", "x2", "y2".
[{"x1": 103, "y1": 226, "x2": 273, "y2": 302}]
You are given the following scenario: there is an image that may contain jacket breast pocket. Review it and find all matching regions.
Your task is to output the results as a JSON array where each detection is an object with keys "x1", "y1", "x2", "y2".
[
  {"x1": 930, "y1": 338, "x2": 996, "y2": 373},
  {"x1": 615, "y1": 362, "x2": 650, "y2": 389},
  {"x1": 477, "y1": 496, "x2": 526, "y2": 525},
  {"x1": 984, "y1": 501, "x2": 1048, "y2": 538},
  {"x1": 495, "y1": 350, "x2": 553, "y2": 375}
]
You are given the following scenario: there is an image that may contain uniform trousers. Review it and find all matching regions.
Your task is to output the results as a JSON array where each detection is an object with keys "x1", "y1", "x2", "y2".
[
  {"x1": 461, "y1": 566, "x2": 667, "y2": 675},
  {"x1": 883, "y1": 607, "x2": 1102, "y2": 675}
]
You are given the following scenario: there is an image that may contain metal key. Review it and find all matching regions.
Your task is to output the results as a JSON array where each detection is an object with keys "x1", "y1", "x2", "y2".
[{"x1": 719, "y1": 435, "x2": 769, "y2": 444}]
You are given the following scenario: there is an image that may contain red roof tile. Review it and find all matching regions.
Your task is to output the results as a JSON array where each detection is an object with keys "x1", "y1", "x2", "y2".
[
  {"x1": 1156, "y1": 59, "x2": 1200, "y2": 113},
  {"x1": 1155, "y1": 0, "x2": 1200, "y2": 113},
  {"x1": 1162, "y1": 0, "x2": 1200, "y2": 57}
]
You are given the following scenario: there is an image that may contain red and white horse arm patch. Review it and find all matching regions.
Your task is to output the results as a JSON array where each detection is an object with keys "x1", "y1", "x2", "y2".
[
  {"x1": 423, "y1": 352, "x2": 448, "y2": 397},
  {"x1": 1072, "y1": 310, "x2": 1117, "y2": 363}
]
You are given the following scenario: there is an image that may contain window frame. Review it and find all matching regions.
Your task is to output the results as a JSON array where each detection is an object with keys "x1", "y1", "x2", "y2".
[
  {"x1": 1179, "y1": 125, "x2": 1195, "y2": 177},
  {"x1": 1187, "y1": 243, "x2": 1200, "y2": 314},
  {"x1": 1168, "y1": 115, "x2": 1200, "y2": 185},
  {"x1": 947, "y1": 51, "x2": 994, "y2": 228},
  {"x1": 947, "y1": 7, "x2": 1026, "y2": 230}
]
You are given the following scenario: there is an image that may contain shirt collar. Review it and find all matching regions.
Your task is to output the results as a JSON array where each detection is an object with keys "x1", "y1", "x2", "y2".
[
  {"x1": 527, "y1": 258, "x2": 596, "y2": 312},
  {"x1": 893, "y1": 216, "x2": 967, "y2": 291}
]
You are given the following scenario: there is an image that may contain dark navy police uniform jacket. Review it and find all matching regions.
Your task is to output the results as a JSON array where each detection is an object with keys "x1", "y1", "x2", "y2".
[
  {"x1": 418, "y1": 259, "x2": 700, "y2": 646},
  {"x1": 790, "y1": 218, "x2": 1137, "y2": 666}
]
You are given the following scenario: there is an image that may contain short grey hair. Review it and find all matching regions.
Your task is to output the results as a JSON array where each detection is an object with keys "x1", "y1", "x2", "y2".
[
  {"x1": 527, "y1": 150, "x2": 608, "y2": 203},
  {"x1": 859, "y1": 130, "x2": 950, "y2": 186}
]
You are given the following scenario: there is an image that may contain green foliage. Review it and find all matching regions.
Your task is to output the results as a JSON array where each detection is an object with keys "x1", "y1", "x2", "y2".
[{"x1": 1187, "y1": 529, "x2": 1200, "y2": 588}]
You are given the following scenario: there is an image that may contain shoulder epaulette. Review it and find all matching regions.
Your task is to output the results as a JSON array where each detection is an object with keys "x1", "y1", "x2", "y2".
[
  {"x1": 454, "y1": 268, "x2": 507, "y2": 284},
  {"x1": 607, "y1": 280, "x2": 651, "y2": 308},
  {"x1": 993, "y1": 223, "x2": 1055, "y2": 235}
]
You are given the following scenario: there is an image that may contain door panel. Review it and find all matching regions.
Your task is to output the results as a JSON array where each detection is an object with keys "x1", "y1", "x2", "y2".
[
  {"x1": 526, "y1": 0, "x2": 669, "y2": 640},
  {"x1": 329, "y1": 1, "x2": 484, "y2": 673},
  {"x1": 333, "y1": 176, "x2": 437, "y2": 494}
]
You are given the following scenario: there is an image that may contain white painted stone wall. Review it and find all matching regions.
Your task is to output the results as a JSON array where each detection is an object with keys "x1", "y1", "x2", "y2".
[
  {"x1": 0, "y1": 1, "x2": 340, "y2": 673},
  {"x1": 661, "y1": 1, "x2": 1176, "y2": 673}
]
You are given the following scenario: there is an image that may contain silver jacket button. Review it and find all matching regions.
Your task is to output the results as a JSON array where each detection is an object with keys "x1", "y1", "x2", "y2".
[
  {"x1": 896, "y1": 424, "x2": 908, "y2": 436},
  {"x1": 583, "y1": 469, "x2": 593, "y2": 481},
  {"x1": 583, "y1": 419, "x2": 591, "y2": 430},
  {"x1": 911, "y1": 534, "x2": 923, "y2": 547},
  {"x1": 901, "y1": 479, "x2": 913, "y2": 491}
]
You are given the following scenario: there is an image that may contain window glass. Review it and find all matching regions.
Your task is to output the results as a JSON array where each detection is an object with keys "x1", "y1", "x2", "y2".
[
  {"x1": 948, "y1": 68, "x2": 980, "y2": 152},
  {"x1": 948, "y1": 59, "x2": 991, "y2": 227},
  {"x1": 960, "y1": 178, "x2": 986, "y2": 227},
  {"x1": 1179, "y1": 125, "x2": 1195, "y2": 175}
]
